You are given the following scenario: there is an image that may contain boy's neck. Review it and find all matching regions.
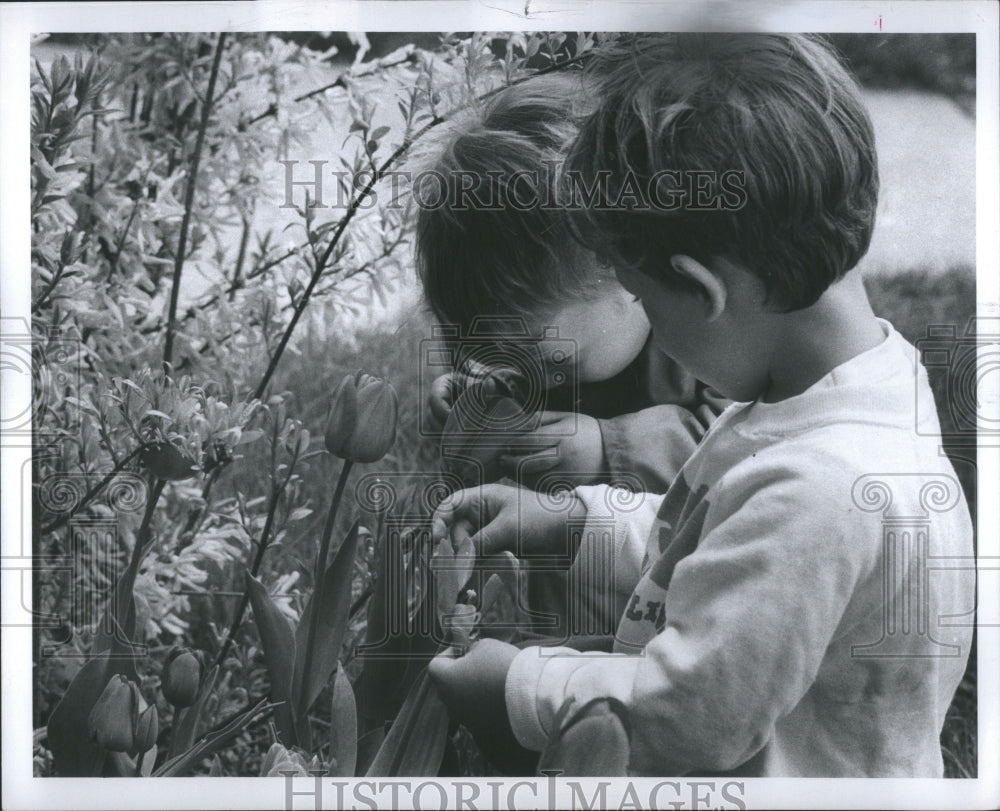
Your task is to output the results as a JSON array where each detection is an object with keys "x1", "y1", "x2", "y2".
[{"x1": 761, "y1": 273, "x2": 885, "y2": 403}]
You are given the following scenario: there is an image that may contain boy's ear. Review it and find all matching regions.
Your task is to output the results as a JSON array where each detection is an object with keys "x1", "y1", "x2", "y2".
[{"x1": 669, "y1": 255, "x2": 726, "y2": 320}]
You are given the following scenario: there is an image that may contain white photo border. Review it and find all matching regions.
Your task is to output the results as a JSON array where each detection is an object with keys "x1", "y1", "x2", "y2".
[{"x1": 2, "y1": 2, "x2": 997, "y2": 809}]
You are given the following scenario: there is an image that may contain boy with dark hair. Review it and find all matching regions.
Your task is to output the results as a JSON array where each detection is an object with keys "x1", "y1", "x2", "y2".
[
  {"x1": 428, "y1": 34, "x2": 974, "y2": 777},
  {"x1": 416, "y1": 72, "x2": 726, "y2": 493}
]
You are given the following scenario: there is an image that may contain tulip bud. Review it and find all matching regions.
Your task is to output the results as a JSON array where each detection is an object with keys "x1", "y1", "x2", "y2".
[
  {"x1": 442, "y1": 603, "x2": 480, "y2": 650},
  {"x1": 161, "y1": 647, "x2": 201, "y2": 708},
  {"x1": 324, "y1": 372, "x2": 398, "y2": 463},
  {"x1": 133, "y1": 704, "x2": 159, "y2": 756},
  {"x1": 88, "y1": 675, "x2": 141, "y2": 754}
]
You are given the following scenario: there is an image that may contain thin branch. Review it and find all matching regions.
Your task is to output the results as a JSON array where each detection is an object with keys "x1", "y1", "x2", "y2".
[
  {"x1": 107, "y1": 199, "x2": 141, "y2": 278},
  {"x1": 210, "y1": 425, "x2": 302, "y2": 671},
  {"x1": 39, "y1": 443, "x2": 148, "y2": 534},
  {"x1": 247, "y1": 51, "x2": 590, "y2": 403},
  {"x1": 244, "y1": 46, "x2": 419, "y2": 128},
  {"x1": 163, "y1": 32, "x2": 227, "y2": 370},
  {"x1": 138, "y1": 246, "x2": 298, "y2": 338},
  {"x1": 31, "y1": 262, "x2": 68, "y2": 314},
  {"x1": 210, "y1": 479, "x2": 285, "y2": 670},
  {"x1": 229, "y1": 215, "x2": 252, "y2": 303}
]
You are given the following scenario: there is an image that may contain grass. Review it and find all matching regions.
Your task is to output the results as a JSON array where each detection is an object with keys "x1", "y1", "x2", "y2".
[{"x1": 865, "y1": 264, "x2": 978, "y2": 779}]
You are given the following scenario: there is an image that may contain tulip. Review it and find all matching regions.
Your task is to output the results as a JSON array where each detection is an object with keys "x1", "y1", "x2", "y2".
[
  {"x1": 324, "y1": 372, "x2": 398, "y2": 463},
  {"x1": 88, "y1": 675, "x2": 141, "y2": 754},
  {"x1": 161, "y1": 647, "x2": 201, "y2": 708},
  {"x1": 441, "y1": 603, "x2": 480, "y2": 650}
]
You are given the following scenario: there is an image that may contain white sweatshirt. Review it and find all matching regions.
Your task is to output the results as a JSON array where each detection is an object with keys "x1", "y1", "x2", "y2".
[{"x1": 505, "y1": 321, "x2": 975, "y2": 776}]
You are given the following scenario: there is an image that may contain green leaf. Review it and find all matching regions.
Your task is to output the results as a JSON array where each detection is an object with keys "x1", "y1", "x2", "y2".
[
  {"x1": 293, "y1": 521, "x2": 360, "y2": 719},
  {"x1": 153, "y1": 699, "x2": 276, "y2": 776},
  {"x1": 365, "y1": 669, "x2": 449, "y2": 777},
  {"x1": 354, "y1": 528, "x2": 412, "y2": 724},
  {"x1": 245, "y1": 571, "x2": 299, "y2": 747},
  {"x1": 354, "y1": 723, "x2": 386, "y2": 777},
  {"x1": 328, "y1": 668, "x2": 357, "y2": 777}
]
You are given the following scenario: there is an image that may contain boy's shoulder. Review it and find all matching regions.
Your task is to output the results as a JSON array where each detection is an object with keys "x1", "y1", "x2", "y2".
[{"x1": 680, "y1": 324, "x2": 966, "y2": 535}]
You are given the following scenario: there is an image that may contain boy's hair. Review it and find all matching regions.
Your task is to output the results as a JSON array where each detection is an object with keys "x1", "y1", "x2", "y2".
[
  {"x1": 565, "y1": 34, "x2": 879, "y2": 311},
  {"x1": 415, "y1": 72, "x2": 602, "y2": 333}
]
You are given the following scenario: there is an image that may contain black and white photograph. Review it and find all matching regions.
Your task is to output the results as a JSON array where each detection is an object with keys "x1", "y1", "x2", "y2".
[{"x1": 2, "y1": 2, "x2": 998, "y2": 809}]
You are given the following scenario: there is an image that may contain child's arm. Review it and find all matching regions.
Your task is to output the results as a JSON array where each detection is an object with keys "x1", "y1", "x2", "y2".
[
  {"x1": 505, "y1": 466, "x2": 881, "y2": 773},
  {"x1": 429, "y1": 482, "x2": 665, "y2": 632},
  {"x1": 499, "y1": 387, "x2": 730, "y2": 491},
  {"x1": 598, "y1": 391, "x2": 727, "y2": 491}
]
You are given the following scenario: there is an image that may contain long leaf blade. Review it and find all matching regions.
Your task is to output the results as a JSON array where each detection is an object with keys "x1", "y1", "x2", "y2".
[
  {"x1": 245, "y1": 571, "x2": 298, "y2": 746},
  {"x1": 328, "y1": 668, "x2": 357, "y2": 777},
  {"x1": 354, "y1": 525, "x2": 411, "y2": 725},
  {"x1": 365, "y1": 669, "x2": 449, "y2": 777},
  {"x1": 46, "y1": 654, "x2": 117, "y2": 776},
  {"x1": 293, "y1": 521, "x2": 360, "y2": 717},
  {"x1": 153, "y1": 700, "x2": 276, "y2": 776}
]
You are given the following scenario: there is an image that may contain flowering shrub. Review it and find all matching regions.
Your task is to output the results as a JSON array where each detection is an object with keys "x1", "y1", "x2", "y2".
[{"x1": 31, "y1": 30, "x2": 597, "y2": 777}]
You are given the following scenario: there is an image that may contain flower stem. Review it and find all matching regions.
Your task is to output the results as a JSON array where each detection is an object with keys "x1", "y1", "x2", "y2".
[
  {"x1": 316, "y1": 459, "x2": 353, "y2": 575},
  {"x1": 211, "y1": 476, "x2": 286, "y2": 670}
]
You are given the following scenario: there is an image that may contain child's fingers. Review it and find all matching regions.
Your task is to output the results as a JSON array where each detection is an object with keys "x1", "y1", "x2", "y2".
[
  {"x1": 534, "y1": 410, "x2": 573, "y2": 427},
  {"x1": 500, "y1": 449, "x2": 560, "y2": 476},
  {"x1": 469, "y1": 522, "x2": 509, "y2": 558},
  {"x1": 431, "y1": 487, "x2": 477, "y2": 545},
  {"x1": 505, "y1": 436, "x2": 560, "y2": 455},
  {"x1": 432, "y1": 485, "x2": 501, "y2": 544},
  {"x1": 427, "y1": 374, "x2": 457, "y2": 424},
  {"x1": 427, "y1": 648, "x2": 462, "y2": 706},
  {"x1": 427, "y1": 393, "x2": 452, "y2": 426},
  {"x1": 433, "y1": 484, "x2": 519, "y2": 558}
]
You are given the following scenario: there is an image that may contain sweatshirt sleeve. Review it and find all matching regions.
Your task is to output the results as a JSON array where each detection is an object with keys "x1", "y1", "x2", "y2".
[
  {"x1": 506, "y1": 465, "x2": 877, "y2": 768},
  {"x1": 598, "y1": 388, "x2": 730, "y2": 492},
  {"x1": 568, "y1": 485, "x2": 663, "y2": 629}
]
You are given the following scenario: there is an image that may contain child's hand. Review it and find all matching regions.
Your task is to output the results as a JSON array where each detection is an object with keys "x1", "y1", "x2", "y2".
[
  {"x1": 432, "y1": 483, "x2": 582, "y2": 558},
  {"x1": 426, "y1": 372, "x2": 461, "y2": 432},
  {"x1": 500, "y1": 412, "x2": 605, "y2": 488},
  {"x1": 427, "y1": 363, "x2": 527, "y2": 434},
  {"x1": 428, "y1": 639, "x2": 538, "y2": 773}
]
